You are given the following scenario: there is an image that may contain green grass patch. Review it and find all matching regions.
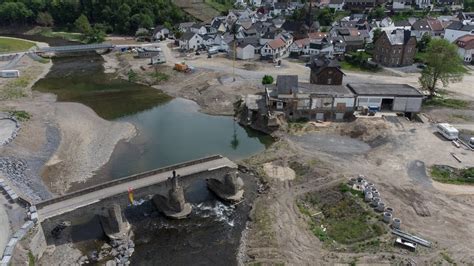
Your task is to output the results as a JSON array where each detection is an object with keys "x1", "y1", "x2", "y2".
[
  {"x1": 205, "y1": 0, "x2": 233, "y2": 13},
  {"x1": 0, "y1": 37, "x2": 35, "y2": 53},
  {"x1": 148, "y1": 71, "x2": 169, "y2": 83},
  {"x1": 430, "y1": 165, "x2": 474, "y2": 185},
  {"x1": 289, "y1": 161, "x2": 310, "y2": 179},
  {"x1": 9, "y1": 110, "x2": 31, "y2": 121},
  {"x1": 41, "y1": 30, "x2": 84, "y2": 42},
  {"x1": 339, "y1": 183, "x2": 364, "y2": 198},
  {"x1": 340, "y1": 60, "x2": 378, "y2": 73},
  {"x1": 424, "y1": 97, "x2": 469, "y2": 109},
  {"x1": 28, "y1": 251, "x2": 35, "y2": 266},
  {"x1": 1, "y1": 75, "x2": 32, "y2": 100},
  {"x1": 298, "y1": 184, "x2": 385, "y2": 248},
  {"x1": 441, "y1": 252, "x2": 455, "y2": 264}
]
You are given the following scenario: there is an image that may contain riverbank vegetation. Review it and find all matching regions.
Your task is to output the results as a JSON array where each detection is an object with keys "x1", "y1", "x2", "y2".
[
  {"x1": 0, "y1": 0, "x2": 187, "y2": 35},
  {"x1": 430, "y1": 165, "x2": 474, "y2": 185},
  {"x1": 0, "y1": 36, "x2": 35, "y2": 52}
]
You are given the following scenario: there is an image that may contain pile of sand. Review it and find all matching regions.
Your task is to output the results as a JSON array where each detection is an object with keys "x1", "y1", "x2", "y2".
[{"x1": 263, "y1": 162, "x2": 296, "y2": 181}]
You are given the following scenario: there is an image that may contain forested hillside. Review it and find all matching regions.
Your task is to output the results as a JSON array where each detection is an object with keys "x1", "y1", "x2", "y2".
[{"x1": 0, "y1": 0, "x2": 188, "y2": 34}]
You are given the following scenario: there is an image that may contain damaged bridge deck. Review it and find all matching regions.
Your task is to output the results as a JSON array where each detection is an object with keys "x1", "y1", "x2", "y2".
[{"x1": 36, "y1": 155, "x2": 236, "y2": 222}]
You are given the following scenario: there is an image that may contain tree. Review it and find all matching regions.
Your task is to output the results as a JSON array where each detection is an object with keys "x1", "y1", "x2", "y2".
[
  {"x1": 417, "y1": 33, "x2": 431, "y2": 52},
  {"x1": 36, "y1": 11, "x2": 54, "y2": 27},
  {"x1": 262, "y1": 75, "x2": 274, "y2": 85},
  {"x1": 74, "y1": 14, "x2": 91, "y2": 34},
  {"x1": 368, "y1": 7, "x2": 385, "y2": 20},
  {"x1": 419, "y1": 39, "x2": 467, "y2": 97},
  {"x1": 0, "y1": 2, "x2": 33, "y2": 24},
  {"x1": 316, "y1": 7, "x2": 334, "y2": 26},
  {"x1": 372, "y1": 28, "x2": 382, "y2": 43},
  {"x1": 84, "y1": 24, "x2": 106, "y2": 43}
]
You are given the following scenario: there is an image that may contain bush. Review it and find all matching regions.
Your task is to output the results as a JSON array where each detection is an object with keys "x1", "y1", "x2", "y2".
[
  {"x1": 262, "y1": 75, "x2": 274, "y2": 85},
  {"x1": 345, "y1": 52, "x2": 380, "y2": 71},
  {"x1": 128, "y1": 69, "x2": 138, "y2": 82}
]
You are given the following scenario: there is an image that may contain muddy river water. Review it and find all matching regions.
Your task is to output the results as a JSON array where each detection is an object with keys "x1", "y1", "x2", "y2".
[{"x1": 27, "y1": 38, "x2": 270, "y2": 265}]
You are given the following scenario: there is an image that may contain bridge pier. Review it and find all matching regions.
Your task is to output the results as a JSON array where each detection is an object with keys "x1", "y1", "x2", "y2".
[
  {"x1": 100, "y1": 204, "x2": 131, "y2": 240},
  {"x1": 152, "y1": 172, "x2": 192, "y2": 219},
  {"x1": 207, "y1": 171, "x2": 244, "y2": 202}
]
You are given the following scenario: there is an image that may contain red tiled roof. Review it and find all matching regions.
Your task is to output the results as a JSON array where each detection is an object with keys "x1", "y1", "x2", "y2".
[
  {"x1": 293, "y1": 38, "x2": 310, "y2": 48},
  {"x1": 427, "y1": 19, "x2": 443, "y2": 31},
  {"x1": 267, "y1": 38, "x2": 286, "y2": 49},
  {"x1": 307, "y1": 32, "x2": 327, "y2": 40},
  {"x1": 456, "y1": 34, "x2": 474, "y2": 50}
]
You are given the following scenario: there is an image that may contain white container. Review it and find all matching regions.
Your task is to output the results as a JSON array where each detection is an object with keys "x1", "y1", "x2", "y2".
[
  {"x1": 0, "y1": 70, "x2": 20, "y2": 78},
  {"x1": 436, "y1": 123, "x2": 459, "y2": 140}
]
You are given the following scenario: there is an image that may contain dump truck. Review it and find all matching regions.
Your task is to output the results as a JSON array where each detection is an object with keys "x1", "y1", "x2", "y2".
[{"x1": 174, "y1": 63, "x2": 192, "y2": 73}]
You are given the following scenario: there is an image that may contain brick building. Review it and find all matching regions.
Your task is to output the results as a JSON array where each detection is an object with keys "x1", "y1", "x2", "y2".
[
  {"x1": 309, "y1": 55, "x2": 345, "y2": 85},
  {"x1": 373, "y1": 29, "x2": 416, "y2": 67}
]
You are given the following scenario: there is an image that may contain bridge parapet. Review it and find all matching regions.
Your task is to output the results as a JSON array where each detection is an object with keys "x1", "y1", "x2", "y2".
[
  {"x1": 37, "y1": 155, "x2": 225, "y2": 210},
  {"x1": 36, "y1": 43, "x2": 115, "y2": 53}
]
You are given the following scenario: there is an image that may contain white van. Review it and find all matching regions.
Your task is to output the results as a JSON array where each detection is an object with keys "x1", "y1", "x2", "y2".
[{"x1": 436, "y1": 123, "x2": 459, "y2": 140}]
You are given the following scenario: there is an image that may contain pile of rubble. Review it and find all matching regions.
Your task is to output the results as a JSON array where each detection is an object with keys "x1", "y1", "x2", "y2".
[
  {"x1": 0, "y1": 157, "x2": 41, "y2": 202},
  {"x1": 77, "y1": 238, "x2": 135, "y2": 266}
]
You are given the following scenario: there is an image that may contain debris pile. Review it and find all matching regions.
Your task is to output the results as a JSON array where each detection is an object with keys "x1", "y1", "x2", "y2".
[
  {"x1": 0, "y1": 157, "x2": 41, "y2": 202},
  {"x1": 77, "y1": 239, "x2": 135, "y2": 266}
]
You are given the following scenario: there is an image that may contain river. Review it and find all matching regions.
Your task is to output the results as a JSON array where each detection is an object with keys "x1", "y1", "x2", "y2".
[{"x1": 27, "y1": 37, "x2": 269, "y2": 265}]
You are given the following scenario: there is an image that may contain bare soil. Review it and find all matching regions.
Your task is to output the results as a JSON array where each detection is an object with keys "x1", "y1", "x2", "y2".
[{"x1": 242, "y1": 117, "x2": 474, "y2": 265}]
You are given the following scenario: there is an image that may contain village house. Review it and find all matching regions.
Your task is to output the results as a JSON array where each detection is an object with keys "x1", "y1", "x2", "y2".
[
  {"x1": 392, "y1": 0, "x2": 409, "y2": 10},
  {"x1": 344, "y1": 0, "x2": 376, "y2": 10},
  {"x1": 454, "y1": 35, "x2": 474, "y2": 62},
  {"x1": 152, "y1": 25, "x2": 170, "y2": 40},
  {"x1": 307, "y1": 38, "x2": 334, "y2": 56},
  {"x1": 415, "y1": 0, "x2": 431, "y2": 9},
  {"x1": 178, "y1": 22, "x2": 195, "y2": 33},
  {"x1": 309, "y1": 55, "x2": 344, "y2": 85},
  {"x1": 229, "y1": 41, "x2": 256, "y2": 60},
  {"x1": 289, "y1": 38, "x2": 311, "y2": 55},
  {"x1": 411, "y1": 19, "x2": 433, "y2": 40},
  {"x1": 179, "y1": 32, "x2": 204, "y2": 51},
  {"x1": 261, "y1": 38, "x2": 287, "y2": 58},
  {"x1": 329, "y1": 0, "x2": 345, "y2": 11},
  {"x1": 444, "y1": 21, "x2": 474, "y2": 43},
  {"x1": 190, "y1": 23, "x2": 208, "y2": 35},
  {"x1": 373, "y1": 29, "x2": 416, "y2": 67}
]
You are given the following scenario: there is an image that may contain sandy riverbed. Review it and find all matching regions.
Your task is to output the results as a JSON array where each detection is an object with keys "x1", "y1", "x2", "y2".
[
  {"x1": 1, "y1": 54, "x2": 137, "y2": 198},
  {"x1": 43, "y1": 102, "x2": 136, "y2": 195}
]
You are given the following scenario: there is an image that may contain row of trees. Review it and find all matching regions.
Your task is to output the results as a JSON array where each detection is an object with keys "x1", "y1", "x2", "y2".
[{"x1": 0, "y1": 0, "x2": 187, "y2": 34}]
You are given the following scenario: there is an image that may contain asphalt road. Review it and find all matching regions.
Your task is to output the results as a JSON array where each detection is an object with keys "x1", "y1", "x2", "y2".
[{"x1": 37, "y1": 157, "x2": 237, "y2": 221}]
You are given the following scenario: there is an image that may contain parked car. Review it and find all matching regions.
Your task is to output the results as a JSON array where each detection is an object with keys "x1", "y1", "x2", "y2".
[
  {"x1": 469, "y1": 137, "x2": 474, "y2": 148},
  {"x1": 207, "y1": 46, "x2": 219, "y2": 55}
]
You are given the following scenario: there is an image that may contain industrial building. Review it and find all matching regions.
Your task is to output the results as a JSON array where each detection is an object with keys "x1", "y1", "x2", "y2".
[{"x1": 347, "y1": 83, "x2": 424, "y2": 116}]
